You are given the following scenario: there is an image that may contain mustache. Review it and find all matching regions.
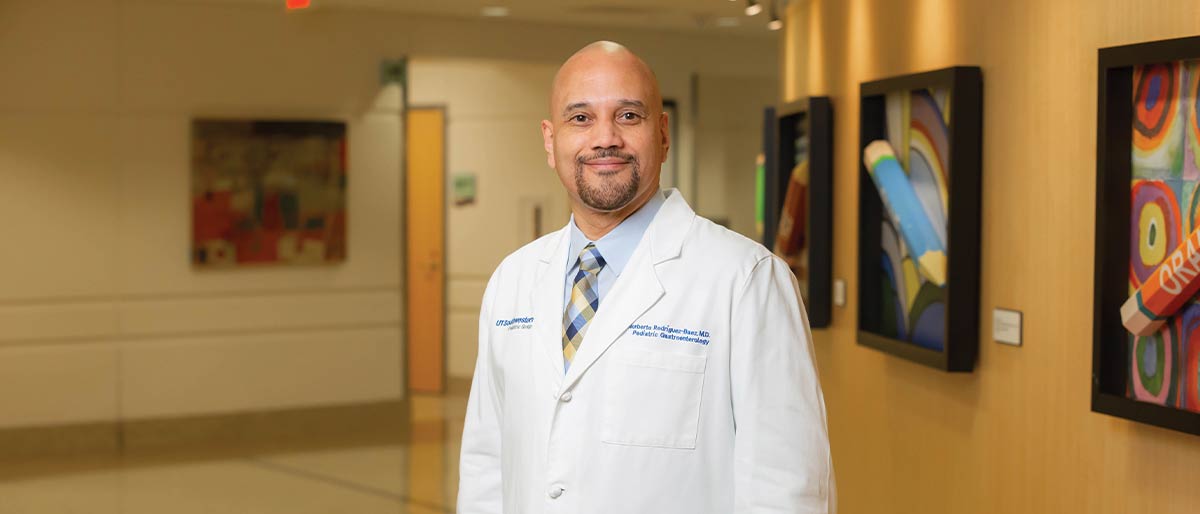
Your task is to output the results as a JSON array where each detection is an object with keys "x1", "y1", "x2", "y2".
[{"x1": 576, "y1": 148, "x2": 638, "y2": 165}]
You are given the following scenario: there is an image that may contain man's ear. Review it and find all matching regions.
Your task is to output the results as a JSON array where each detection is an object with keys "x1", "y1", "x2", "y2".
[
  {"x1": 659, "y1": 111, "x2": 671, "y2": 165},
  {"x1": 541, "y1": 119, "x2": 556, "y2": 169}
]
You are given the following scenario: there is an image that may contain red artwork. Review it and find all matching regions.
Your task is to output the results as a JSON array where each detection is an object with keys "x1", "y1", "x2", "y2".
[{"x1": 191, "y1": 120, "x2": 347, "y2": 267}]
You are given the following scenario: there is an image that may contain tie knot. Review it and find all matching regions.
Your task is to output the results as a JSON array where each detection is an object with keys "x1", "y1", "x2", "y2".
[{"x1": 577, "y1": 243, "x2": 606, "y2": 274}]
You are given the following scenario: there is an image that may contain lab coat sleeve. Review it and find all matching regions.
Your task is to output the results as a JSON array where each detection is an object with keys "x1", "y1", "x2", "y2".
[
  {"x1": 730, "y1": 255, "x2": 835, "y2": 513},
  {"x1": 457, "y1": 274, "x2": 504, "y2": 514}
]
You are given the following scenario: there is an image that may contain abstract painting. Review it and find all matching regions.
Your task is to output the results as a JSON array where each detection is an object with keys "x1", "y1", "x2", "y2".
[
  {"x1": 769, "y1": 97, "x2": 833, "y2": 328},
  {"x1": 776, "y1": 110, "x2": 809, "y2": 298},
  {"x1": 857, "y1": 67, "x2": 982, "y2": 372},
  {"x1": 1127, "y1": 59, "x2": 1200, "y2": 412},
  {"x1": 876, "y1": 88, "x2": 951, "y2": 351},
  {"x1": 191, "y1": 120, "x2": 347, "y2": 268},
  {"x1": 1093, "y1": 35, "x2": 1200, "y2": 436}
]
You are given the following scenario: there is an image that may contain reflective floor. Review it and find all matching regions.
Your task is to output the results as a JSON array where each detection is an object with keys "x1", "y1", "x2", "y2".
[{"x1": 0, "y1": 393, "x2": 466, "y2": 514}]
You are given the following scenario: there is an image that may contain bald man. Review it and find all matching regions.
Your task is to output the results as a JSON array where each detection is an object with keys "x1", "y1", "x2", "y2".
[{"x1": 458, "y1": 41, "x2": 834, "y2": 514}]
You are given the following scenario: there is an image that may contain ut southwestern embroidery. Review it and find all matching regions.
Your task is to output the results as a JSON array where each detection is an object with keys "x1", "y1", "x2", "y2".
[
  {"x1": 629, "y1": 323, "x2": 711, "y2": 345},
  {"x1": 495, "y1": 316, "x2": 535, "y2": 331}
]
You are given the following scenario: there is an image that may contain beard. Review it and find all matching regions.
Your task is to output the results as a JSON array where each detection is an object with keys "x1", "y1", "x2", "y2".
[{"x1": 574, "y1": 148, "x2": 641, "y2": 211}]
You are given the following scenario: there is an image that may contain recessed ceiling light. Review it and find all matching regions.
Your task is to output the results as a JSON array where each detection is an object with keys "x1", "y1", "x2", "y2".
[
  {"x1": 715, "y1": 17, "x2": 739, "y2": 27},
  {"x1": 481, "y1": 6, "x2": 510, "y2": 17},
  {"x1": 745, "y1": 0, "x2": 763, "y2": 16}
]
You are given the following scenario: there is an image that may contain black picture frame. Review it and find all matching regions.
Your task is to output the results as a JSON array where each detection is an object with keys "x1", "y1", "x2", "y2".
[
  {"x1": 1093, "y1": 35, "x2": 1200, "y2": 437},
  {"x1": 856, "y1": 67, "x2": 983, "y2": 371},
  {"x1": 764, "y1": 97, "x2": 834, "y2": 328}
]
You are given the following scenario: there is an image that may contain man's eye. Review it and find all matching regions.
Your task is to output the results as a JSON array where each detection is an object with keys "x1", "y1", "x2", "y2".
[
  {"x1": 620, "y1": 112, "x2": 640, "y2": 120},
  {"x1": 571, "y1": 114, "x2": 589, "y2": 123}
]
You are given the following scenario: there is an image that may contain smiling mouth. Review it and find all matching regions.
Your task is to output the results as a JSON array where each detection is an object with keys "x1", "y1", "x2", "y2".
[{"x1": 584, "y1": 160, "x2": 629, "y2": 173}]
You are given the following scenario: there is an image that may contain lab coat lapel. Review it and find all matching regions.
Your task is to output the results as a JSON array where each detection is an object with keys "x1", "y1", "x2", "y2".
[
  {"x1": 560, "y1": 190, "x2": 696, "y2": 391},
  {"x1": 531, "y1": 226, "x2": 572, "y2": 378}
]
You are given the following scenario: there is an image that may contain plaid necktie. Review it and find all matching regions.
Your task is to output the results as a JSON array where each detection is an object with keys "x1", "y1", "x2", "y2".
[{"x1": 562, "y1": 243, "x2": 606, "y2": 372}]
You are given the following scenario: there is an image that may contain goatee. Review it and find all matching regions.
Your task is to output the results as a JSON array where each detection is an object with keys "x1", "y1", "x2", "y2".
[{"x1": 575, "y1": 149, "x2": 641, "y2": 211}]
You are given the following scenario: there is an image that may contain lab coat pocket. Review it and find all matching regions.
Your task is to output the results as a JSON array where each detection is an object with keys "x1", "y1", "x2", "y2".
[{"x1": 600, "y1": 348, "x2": 707, "y2": 449}]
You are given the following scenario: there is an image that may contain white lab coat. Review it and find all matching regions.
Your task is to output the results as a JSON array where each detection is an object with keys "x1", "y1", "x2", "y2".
[{"x1": 458, "y1": 190, "x2": 834, "y2": 514}]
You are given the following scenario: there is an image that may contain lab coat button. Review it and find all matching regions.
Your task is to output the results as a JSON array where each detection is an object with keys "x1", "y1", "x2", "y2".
[
  {"x1": 548, "y1": 486, "x2": 564, "y2": 499},
  {"x1": 560, "y1": 391, "x2": 573, "y2": 402}
]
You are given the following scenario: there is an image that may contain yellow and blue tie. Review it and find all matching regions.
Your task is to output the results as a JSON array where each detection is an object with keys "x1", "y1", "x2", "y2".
[{"x1": 563, "y1": 243, "x2": 606, "y2": 372}]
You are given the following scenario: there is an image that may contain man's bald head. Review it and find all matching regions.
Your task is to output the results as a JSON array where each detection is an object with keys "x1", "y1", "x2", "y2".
[
  {"x1": 550, "y1": 41, "x2": 662, "y2": 117},
  {"x1": 540, "y1": 40, "x2": 670, "y2": 220}
]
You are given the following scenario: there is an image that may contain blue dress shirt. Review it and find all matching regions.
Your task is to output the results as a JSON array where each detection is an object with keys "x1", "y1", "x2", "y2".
[{"x1": 563, "y1": 190, "x2": 666, "y2": 308}]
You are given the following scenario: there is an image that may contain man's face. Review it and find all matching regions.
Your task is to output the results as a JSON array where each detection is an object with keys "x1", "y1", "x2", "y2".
[{"x1": 542, "y1": 55, "x2": 669, "y2": 213}]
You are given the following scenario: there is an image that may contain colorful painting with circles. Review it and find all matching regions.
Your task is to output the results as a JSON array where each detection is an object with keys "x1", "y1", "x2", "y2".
[
  {"x1": 1129, "y1": 59, "x2": 1200, "y2": 413},
  {"x1": 874, "y1": 88, "x2": 951, "y2": 351}
]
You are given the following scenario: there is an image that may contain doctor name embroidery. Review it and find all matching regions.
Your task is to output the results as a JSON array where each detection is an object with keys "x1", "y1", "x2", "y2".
[
  {"x1": 629, "y1": 323, "x2": 712, "y2": 346},
  {"x1": 495, "y1": 316, "x2": 535, "y2": 331}
]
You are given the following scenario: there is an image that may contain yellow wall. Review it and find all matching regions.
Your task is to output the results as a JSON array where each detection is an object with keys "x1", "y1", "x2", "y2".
[{"x1": 783, "y1": 0, "x2": 1200, "y2": 512}]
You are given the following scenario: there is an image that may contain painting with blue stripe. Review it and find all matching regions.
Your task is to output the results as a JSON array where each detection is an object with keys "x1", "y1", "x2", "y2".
[{"x1": 873, "y1": 88, "x2": 951, "y2": 351}]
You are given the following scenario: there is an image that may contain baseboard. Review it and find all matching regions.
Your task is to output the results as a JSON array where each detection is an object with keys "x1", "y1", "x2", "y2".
[
  {"x1": 0, "y1": 421, "x2": 120, "y2": 462},
  {"x1": 0, "y1": 398, "x2": 409, "y2": 464}
]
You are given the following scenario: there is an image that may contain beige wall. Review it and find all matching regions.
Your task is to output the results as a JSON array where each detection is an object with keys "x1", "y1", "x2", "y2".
[
  {"x1": 696, "y1": 74, "x2": 779, "y2": 238},
  {"x1": 0, "y1": 0, "x2": 776, "y2": 427},
  {"x1": 783, "y1": 0, "x2": 1200, "y2": 512},
  {"x1": 0, "y1": 1, "x2": 407, "y2": 429}
]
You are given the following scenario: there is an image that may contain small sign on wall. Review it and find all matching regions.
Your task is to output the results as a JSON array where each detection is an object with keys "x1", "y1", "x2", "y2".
[
  {"x1": 833, "y1": 278, "x2": 846, "y2": 307},
  {"x1": 993, "y1": 308, "x2": 1023, "y2": 346},
  {"x1": 453, "y1": 173, "x2": 476, "y2": 206}
]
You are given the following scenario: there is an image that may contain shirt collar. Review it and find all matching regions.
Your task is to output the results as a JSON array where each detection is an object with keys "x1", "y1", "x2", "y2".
[{"x1": 566, "y1": 189, "x2": 666, "y2": 277}]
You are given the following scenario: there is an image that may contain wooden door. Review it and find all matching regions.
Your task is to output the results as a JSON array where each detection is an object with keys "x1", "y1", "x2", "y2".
[{"x1": 406, "y1": 107, "x2": 446, "y2": 394}]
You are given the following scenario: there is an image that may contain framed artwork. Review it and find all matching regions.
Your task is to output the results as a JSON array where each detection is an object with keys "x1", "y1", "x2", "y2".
[
  {"x1": 764, "y1": 97, "x2": 834, "y2": 328},
  {"x1": 191, "y1": 119, "x2": 347, "y2": 268},
  {"x1": 1093, "y1": 35, "x2": 1200, "y2": 436},
  {"x1": 857, "y1": 67, "x2": 983, "y2": 371}
]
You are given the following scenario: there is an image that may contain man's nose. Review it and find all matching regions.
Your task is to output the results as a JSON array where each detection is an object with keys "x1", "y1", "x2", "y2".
[{"x1": 591, "y1": 118, "x2": 624, "y2": 150}]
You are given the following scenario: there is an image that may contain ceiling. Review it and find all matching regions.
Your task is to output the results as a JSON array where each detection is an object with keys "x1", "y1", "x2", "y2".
[{"x1": 191, "y1": 0, "x2": 787, "y2": 37}]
